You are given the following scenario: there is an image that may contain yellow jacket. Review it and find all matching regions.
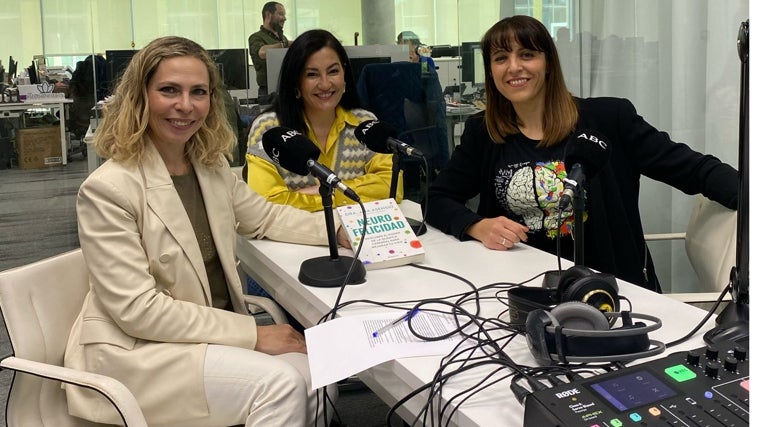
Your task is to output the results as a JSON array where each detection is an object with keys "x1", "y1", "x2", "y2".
[{"x1": 246, "y1": 107, "x2": 402, "y2": 211}]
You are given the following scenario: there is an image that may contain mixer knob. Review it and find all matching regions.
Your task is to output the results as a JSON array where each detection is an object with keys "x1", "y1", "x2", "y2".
[
  {"x1": 705, "y1": 346, "x2": 720, "y2": 361},
  {"x1": 705, "y1": 360, "x2": 721, "y2": 378},
  {"x1": 724, "y1": 356, "x2": 738, "y2": 373},
  {"x1": 687, "y1": 349, "x2": 701, "y2": 366},
  {"x1": 732, "y1": 345, "x2": 747, "y2": 362}
]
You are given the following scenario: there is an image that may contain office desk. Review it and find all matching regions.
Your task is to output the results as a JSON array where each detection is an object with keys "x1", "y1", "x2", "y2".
[
  {"x1": 236, "y1": 204, "x2": 716, "y2": 426},
  {"x1": 445, "y1": 105, "x2": 479, "y2": 155},
  {"x1": 0, "y1": 99, "x2": 74, "y2": 165}
]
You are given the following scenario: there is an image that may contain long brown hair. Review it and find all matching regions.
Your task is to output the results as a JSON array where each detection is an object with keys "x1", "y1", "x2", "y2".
[
  {"x1": 94, "y1": 36, "x2": 234, "y2": 166},
  {"x1": 481, "y1": 15, "x2": 578, "y2": 147}
]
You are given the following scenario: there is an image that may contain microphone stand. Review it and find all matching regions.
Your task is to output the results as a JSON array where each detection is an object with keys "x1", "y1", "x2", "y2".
[
  {"x1": 702, "y1": 19, "x2": 749, "y2": 345},
  {"x1": 389, "y1": 153, "x2": 427, "y2": 235},
  {"x1": 542, "y1": 173, "x2": 586, "y2": 289},
  {"x1": 297, "y1": 182, "x2": 366, "y2": 287},
  {"x1": 572, "y1": 175, "x2": 586, "y2": 266}
]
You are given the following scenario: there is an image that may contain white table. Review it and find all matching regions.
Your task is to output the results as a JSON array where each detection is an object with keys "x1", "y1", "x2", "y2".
[
  {"x1": 0, "y1": 99, "x2": 74, "y2": 165},
  {"x1": 236, "y1": 203, "x2": 717, "y2": 426}
]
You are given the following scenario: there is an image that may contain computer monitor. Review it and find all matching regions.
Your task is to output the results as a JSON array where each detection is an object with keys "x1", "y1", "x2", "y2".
[
  {"x1": 472, "y1": 46, "x2": 485, "y2": 86},
  {"x1": 348, "y1": 56, "x2": 391, "y2": 81},
  {"x1": 266, "y1": 44, "x2": 408, "y2": 95},
  {"x1": 7, "y1": 56, "x2": 17, "y2": 84},
  {"x1": 430, "y1": 45, "x2": 460, "y2": 58},
  {"x1": 207, "y1": 48, "x2": 249, "y2": 90},
  {"x1": 344, "y1": 45, "x2": 408, "y2": 95},
  {"x1": 104, "y1": 49, "x2": 138, "y2": 95},
  {"x1": 459, "y1": 41, "x2": 483, "y2": 84},
  {"x1": 27, "y1": 61, "x2": 39, "y2": 85}
]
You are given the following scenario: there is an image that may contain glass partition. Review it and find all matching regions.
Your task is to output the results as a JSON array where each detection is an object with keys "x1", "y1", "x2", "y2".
[{"x1": 0, "y1": 0, "x2": 748, "y2": 292}]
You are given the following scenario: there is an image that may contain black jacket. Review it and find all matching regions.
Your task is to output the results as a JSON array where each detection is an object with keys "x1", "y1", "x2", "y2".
[{"x1": 425, "y1": 97, "x2": 738, "y2": 291}]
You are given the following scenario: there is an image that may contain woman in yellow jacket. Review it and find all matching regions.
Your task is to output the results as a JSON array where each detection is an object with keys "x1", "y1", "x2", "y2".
[{"x1": 246, "y1": 29, "x2": 401, "y2": 211}]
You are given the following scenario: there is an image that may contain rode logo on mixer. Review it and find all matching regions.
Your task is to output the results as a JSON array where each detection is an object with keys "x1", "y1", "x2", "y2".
[{"x1": 555, "y1": 388, "x2": 581, "y2": 399}]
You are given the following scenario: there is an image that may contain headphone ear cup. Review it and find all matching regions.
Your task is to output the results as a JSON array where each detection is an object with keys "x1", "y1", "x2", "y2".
[
  {"x1": 550, "y1": 301, "x2": 610, "y2": 331},
  {"x1": 527, "y1": 304, "x2": 658, "y2": 364},
  {"x1": 525, "y1": 309, "x2": 557, "y2": 366},
  {"x1": 558, "y1": 267, "x2": 620, "y2": 314},
  {"x1": 556, "y1": 266, "x2": 595, "y2": 298}
]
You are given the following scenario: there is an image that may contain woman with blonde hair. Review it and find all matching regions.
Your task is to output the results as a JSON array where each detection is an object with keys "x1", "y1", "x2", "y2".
[{"x1": 65, "y1": 35, "x2": 336, "y2": 426}]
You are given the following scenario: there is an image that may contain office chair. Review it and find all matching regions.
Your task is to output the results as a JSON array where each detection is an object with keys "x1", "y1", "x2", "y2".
[
  {"x1": 0, "y1": 249, "x2": 286, "y2": 425},
  {"x1": 644, "y1": 195, "x2": 736, "y2": 307},
  {"x1": 356, "y1": 62, "x2": 448, "y2": 201},
  {"x1": 68, "y1": 55, "x2": 107, "y2": 143}
]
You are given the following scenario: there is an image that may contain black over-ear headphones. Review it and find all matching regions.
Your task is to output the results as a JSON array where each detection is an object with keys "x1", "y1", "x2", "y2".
[
  {"x1": 508, "y1": 265, "x2": 620, "y2": 329},
  {"x1": 524, "y1": 302, "x2": 665, "y2": 365}
]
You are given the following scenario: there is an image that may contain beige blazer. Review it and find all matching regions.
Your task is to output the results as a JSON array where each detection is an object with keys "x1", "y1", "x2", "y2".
[{"x1": 64, "y1": 142, "x2": 333, "y2": 425}]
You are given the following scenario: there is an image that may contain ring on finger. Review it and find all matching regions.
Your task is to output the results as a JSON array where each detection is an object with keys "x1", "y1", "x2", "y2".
[{"x1": 500, "y1": 237, "x2": 507, "y2": 246}]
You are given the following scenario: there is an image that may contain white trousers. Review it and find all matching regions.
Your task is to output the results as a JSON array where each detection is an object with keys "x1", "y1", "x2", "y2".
[{"x1": 156, "y1": 344, "x2": 336, "y2": 427}]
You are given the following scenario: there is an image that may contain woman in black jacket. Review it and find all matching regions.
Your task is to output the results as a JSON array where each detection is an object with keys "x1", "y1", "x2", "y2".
[{"x1": 425, "y1": 16, "x2": 738, "y2": 292}]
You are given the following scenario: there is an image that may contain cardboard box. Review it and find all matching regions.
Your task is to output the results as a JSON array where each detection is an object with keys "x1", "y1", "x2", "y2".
[{"x1": 17, "y1": 126, "x2": 62, "y2": 169}]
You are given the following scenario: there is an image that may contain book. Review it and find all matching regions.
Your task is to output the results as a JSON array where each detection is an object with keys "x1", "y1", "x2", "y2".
[{"x1": 336, "y1": 198, "x2": 425, "y2": 270}]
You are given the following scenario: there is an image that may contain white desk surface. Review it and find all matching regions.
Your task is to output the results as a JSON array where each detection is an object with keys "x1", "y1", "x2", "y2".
[
  {"x1": 236, "y1": 202, "x2": 717, "y2": 426},
  {"x1": 0, "y1": 98, "x2": 73, "y2": 110}
]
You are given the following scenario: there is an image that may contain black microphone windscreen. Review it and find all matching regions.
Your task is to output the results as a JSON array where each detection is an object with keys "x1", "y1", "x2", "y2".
[
  {"x1": 262, "y1": 127, "x2": 320, "y2": 176},
  {"x1": 354, "y1": 120, "x2": 397, "y2": 154},
  {"x1": 564, "y1": 130, "x2": 611, "y2": 179}
]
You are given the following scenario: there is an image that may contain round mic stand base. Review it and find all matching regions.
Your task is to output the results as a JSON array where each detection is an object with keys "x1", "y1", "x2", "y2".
[
  {"x1": 298, "y1": 255, "x2": 366, "y2": 287},
  {"x1": 702, "y1": 301, "x2": 749, "y2": 346}
]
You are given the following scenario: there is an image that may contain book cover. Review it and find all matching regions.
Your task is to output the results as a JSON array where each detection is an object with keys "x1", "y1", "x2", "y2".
[{"x1": 336, "y1": 198, "x2": 425, "y2": 270}]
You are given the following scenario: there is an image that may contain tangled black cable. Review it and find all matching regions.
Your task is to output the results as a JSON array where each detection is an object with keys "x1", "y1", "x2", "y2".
[{"x1": 312, "y1": 261, "x2": 635, "y2": 426}]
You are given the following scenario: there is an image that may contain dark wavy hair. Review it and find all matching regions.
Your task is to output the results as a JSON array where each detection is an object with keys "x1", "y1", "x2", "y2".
[
  {"x1": 481, "y1": 15, "x2": 578, "y2": 146},
  {"x1": 268, "y1": 29, "x2": 361, "y2": 133}
]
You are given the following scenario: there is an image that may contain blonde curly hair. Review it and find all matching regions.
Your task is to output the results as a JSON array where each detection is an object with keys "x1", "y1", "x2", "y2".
[{"x1": 94, "y1": 36, "x2": 234, "y2": 166}]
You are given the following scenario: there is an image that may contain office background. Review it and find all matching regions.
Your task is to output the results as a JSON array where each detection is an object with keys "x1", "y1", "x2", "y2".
[{"x1": 0, "y1": 0, "x2": 750, "y2": 295}]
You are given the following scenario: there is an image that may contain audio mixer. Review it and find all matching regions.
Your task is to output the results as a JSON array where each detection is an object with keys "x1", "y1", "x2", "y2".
[{"x1": 523, "y1": 341, "x2": 749, "y2": 426}]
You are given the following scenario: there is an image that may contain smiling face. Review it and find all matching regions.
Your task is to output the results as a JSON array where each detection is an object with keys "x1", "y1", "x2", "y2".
[
  {"x1": 489, "y1": 37, "x2": 547, "y2": 110},
  {"x1": 146, "y1": 56, "x2": 211, "y2": 150},
  {"x1": 299, "y1": 46, "x2": 346, "y2": 118}
]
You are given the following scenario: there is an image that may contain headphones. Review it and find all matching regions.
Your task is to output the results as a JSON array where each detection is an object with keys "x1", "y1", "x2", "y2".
[
  {"x1": 524, "y1": 302, "x2": 665, "y2": 365},
  {"x1": 508, "y1": 265, "x2": 620, "y2": 329}
]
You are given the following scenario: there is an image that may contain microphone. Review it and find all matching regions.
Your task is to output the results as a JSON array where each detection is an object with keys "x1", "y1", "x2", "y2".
[
  {"x1": 557, "y1": 130, "x2": 610, "y2": 211},
  {"x1": 305, "y1": 159, "x2": 360, "y2": 203},
  {"x1": 355, "y1": 120, "x2": 425, "y2": 158},
  {"x1": 262, "y1": 127, "x2": 361, "y2": 203},
  {"x1": 262, "y1": 126, "x2": 366, "y2": 287}
]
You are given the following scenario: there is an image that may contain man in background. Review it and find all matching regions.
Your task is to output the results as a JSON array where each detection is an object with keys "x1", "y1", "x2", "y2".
[
  {"x1": 248, "y1": 1, "x2": 292, "y2": 99},
  {"x1": 397, "y1": 30, "x2": 436, "y2": 74}
]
